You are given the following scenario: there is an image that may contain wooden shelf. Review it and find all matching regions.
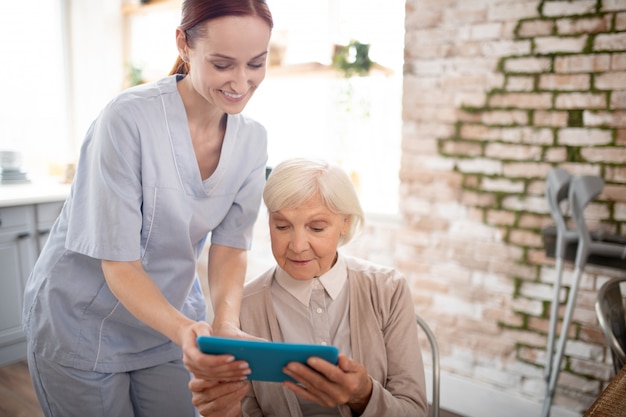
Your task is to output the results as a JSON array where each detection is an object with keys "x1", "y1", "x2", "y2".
[{"x1": 266, "y1": 62, "x2": 395, "y2": 78}]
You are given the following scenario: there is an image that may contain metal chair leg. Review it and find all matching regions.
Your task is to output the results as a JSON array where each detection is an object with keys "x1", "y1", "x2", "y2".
[
  {"x1": 541, "y1": 266, "x2": 584, "y2": 417},
  {"x1": 544, "y1": 256, "x2": 565, "y2": 383}
]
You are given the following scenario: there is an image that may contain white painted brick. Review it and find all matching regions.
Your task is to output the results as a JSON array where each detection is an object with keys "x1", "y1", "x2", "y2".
[
  {"x1": 502, "y1": 194, "x2": 548, "y2": 212},
  {"x1": 618, "y1": 12, "x2": 626, "y2": 31},
  {"x1": 583, "y1": 110, "x2": 626, "y2": 127},
  {"x1": 534, "y1": 35, "x2": 588, "y2": 54},
  {"x1": 519, "y1": 281, "x2": 553, "y2": 301},
  {"x1": 485, "y1": 143, "x2": 543, "y2": 160},
  {"x1": 594, "y1": 32, "x2": 626, "y2": 51},
  {"x1": 611, "y1": 91, "x2": 626, "y2": 109},
  {"x1": 556, "y1": 16, "x2": 610, "y2": 35},
  {"x1": 569, "y1": 358, "x2": 613, "y2": 381},
  {"x1": 603, "y1": 0, "x2": 626, "y2": 12},
  {"x1": 506, "y1": 75, "x2": 535, "y2": 91},
  {"x1": 595, "y1": 71, "x2": 626, "y2": 90},
  {"x1": 488, "y1": 1, "x2": 540, "y2": 21},
  {"x1": 502, "y1": 163, "x2": 552, "y2": 180},
  {"x1": 539, "y1": 73, "x2": 590, "y2": 91},
  {"x1": 555, "y1": 92, "x2": 607, "y2": 109},
  {"x1": 611, "y1": 52, "x2": 626, "y2": 71},
  {"x1": 557, "y1": 128, "x2": 613, "y2": 146},
  {"x1": 457, "y1": 158, "x2": 502, "y2": 175},
  {"x1": 510, "y1": 297, "x2": 544, "y2": 316},
  {"x1": 518, "y1": 19, "x2": 554, "y2": 37},
  {"x1": 554, "y1": 54, "x2": 611, "y2": 73},
  {"x1": 504, "y1": 56, "x2": 552, "y2": 73},
  {"x1": 472, "y1": 271, "x2": 516, "y2": 294},
  {"x1": 482, "y1": 177, "x2": 526, "y2": 193},
  {"x1": 543, "y1": 0, "x2": 596, "y2": 17},
  {"x1": 500, "y1": 127, "x2": 554, "y2": 144},
  {"x1": 481, "y1": 39, "x2": 532, "y2": 57},
  {"x1": 581, "y1": 147, "x2": 626, "y2": 163},
  {"x1": 616, "y1": 203, "x2": 626, "y2": 221},
  {"x1": 564, "y1": 339, "x2": 605, "y2": 361},
  {"x1": 481, "y1": 110, "x2": 529, "y2": 125},
  {"x1": 470, "y1": 22, "x2": 502, "y2": 40},
  {"x1": 433, "y1": 294, "x2": 482, "y2": 319}
]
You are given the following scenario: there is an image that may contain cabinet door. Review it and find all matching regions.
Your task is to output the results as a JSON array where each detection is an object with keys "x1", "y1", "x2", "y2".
[
  {"x1": 0, "y1": 205, "x2": 36, "y2": 366},
  {"x1": 36, "y1": 201, "x2": 64, "y2": 254}
]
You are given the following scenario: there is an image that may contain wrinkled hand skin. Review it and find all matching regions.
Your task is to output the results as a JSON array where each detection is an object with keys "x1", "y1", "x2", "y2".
[
  {"x1": 189, "y1": 377, "x2": 249, "y2": 417},
  {"x1": 282, "y1": 354, "x2": 373, "y2": 414}
]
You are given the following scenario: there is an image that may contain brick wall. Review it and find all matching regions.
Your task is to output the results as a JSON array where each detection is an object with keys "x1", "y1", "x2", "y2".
[{"x1": 401, "y1": 0, "x2": 626, "y2": 413}]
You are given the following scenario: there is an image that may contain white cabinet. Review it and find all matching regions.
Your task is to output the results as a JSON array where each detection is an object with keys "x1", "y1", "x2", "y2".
[{"x1": 0, "y1": 200, "x2": 64, "y2": 366}]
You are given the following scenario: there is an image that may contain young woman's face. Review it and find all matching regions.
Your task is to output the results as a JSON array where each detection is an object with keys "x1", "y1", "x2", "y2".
[
  {"x1": 178, "y1": 15, "x2": 271, "y2": 114},
  {"x1": 269, "y1": 196, "x2": 349, "y2": 281}
]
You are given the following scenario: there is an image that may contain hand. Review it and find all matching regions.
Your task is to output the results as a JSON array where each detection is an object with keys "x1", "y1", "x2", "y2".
[
  {"x1": 211, "y1": 321, "x2": 266, "y2": 342},
  {"x1": 182, "y1": 321, "x2": 251, "y2": 381},
  {"x1": 189, "y1": 377, "x2": 248, "y2": 417},
  {"x1": 282, "y1": 354, "x2": 373, "y2": 414}
]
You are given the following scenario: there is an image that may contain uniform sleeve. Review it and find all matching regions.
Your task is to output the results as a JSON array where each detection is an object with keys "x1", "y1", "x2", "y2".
[{"x1": 65, "y1": 100, "x2": 144, "y2": 261}]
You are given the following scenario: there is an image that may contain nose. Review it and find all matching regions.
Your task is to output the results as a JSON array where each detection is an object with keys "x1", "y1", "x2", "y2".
[
  {"x1": 288, "y1": 229, "x2": 309, "y2": 253},
  {"x1": 231, "y1": 66, "x2": 250, "y2": 94}
]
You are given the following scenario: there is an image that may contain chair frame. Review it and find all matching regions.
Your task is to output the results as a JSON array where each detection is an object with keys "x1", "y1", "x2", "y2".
[
  {"x1": 595, "y1": 277, "x2": 626, "y2": 375},
  {"x1": 543, "y1": 175, "x2": 626, "y2": 417},
  {"x1": 416, "y1": 314, "x2": 440, "y2": 417},
  {"x1": 544, "y1": 168, "x2": 577, "y2": 383}
]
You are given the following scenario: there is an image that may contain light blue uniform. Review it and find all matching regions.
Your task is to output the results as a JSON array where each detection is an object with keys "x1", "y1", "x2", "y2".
[{"x1": 22, "y1": 75, "x2": 267, "y2": 416}]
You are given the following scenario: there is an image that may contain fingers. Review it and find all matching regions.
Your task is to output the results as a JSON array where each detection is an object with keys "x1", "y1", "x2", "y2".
[
  {"x1": 282, "y1": 355, "x2": 372, "y2": 410},
  {"x1": 187, "y1": 354, "x2": 251, "y2": 381},
  {"x1": 282, "y1": 358, "x2": 349, "y2": 407},
  {"x1": 191, "y1": 379, "x2": 248, "y2": 417},
  {"x1": 182, "y1": 322, "x2": 252, "y2": 381}
]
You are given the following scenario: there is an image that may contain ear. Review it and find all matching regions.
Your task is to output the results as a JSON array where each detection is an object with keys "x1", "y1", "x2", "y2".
[
  {"x1": 341, "y1": 216, "x2": 350, "y2": 236},
  {"x1": 175, "y1": 28, "x2": 189, "y2": 60}
]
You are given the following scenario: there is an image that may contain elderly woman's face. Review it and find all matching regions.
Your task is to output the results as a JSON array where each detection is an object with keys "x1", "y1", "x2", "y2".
[{"x1": 269, "y1": 196, "x2": 349, "y2": 280}]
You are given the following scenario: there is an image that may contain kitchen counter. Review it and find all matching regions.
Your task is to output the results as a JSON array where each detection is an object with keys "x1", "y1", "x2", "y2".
[{"x1": 0, "y1": 180, "x2": 71, "y2": 207}]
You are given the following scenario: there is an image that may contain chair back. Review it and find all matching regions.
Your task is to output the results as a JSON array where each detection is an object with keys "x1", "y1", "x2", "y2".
[
  {"x1": 595, "y1": 277, "x2": 626, "y2": 375},
  {"x1": 416, "y1": 314, "x2": 440, "y2": 417}
]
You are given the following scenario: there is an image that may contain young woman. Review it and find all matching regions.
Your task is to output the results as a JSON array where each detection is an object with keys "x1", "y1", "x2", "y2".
[{"x1": 22, "y1": 1, "x2": 272, "y2": 416}]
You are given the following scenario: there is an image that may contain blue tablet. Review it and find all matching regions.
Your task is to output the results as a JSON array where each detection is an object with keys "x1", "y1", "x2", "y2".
[{"x1": 196, "y1": 336, "x2": 339, "y2": 383}]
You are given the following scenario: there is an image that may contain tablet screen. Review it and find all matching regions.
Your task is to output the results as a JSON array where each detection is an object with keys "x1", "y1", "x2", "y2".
[{"x1": 197, "y1": 336, "x2": 339, "y2": 383}]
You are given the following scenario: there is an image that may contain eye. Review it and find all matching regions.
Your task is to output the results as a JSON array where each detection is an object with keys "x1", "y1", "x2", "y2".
[
  {"x1": 274, "y1": 224, "x2": 289, "y2": 231},
  {"x1": 309, "y1": 223, "x2": 327, "y2": 232},
  {"x1": 213, "y1": 63, "x2": 230, "y2": 70},
  {"x1": 248, "y1": 62, "x2": 264, "y2": 69}
]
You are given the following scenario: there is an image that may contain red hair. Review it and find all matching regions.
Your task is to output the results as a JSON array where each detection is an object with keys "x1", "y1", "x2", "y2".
[{"x1": 169, "y1": 0, "x2": 273, "y2": 75}]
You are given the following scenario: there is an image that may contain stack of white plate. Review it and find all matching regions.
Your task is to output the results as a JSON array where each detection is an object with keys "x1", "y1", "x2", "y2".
[{"x1": 1, "y1": 168, "x2": 30, "y2": 184}]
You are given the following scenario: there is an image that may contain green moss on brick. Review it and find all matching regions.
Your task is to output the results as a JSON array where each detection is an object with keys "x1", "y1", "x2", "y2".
[
  {"x1": 568, "y1": 110, "x2": 584, "y2": 127},
  {"x1": 565, "y1": 146, "x2": 583, "y2": 162}
]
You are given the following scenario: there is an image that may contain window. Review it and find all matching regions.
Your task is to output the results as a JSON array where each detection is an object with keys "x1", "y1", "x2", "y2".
[
  {"x1": 0, "y1": 0, "x2": 70, "y2": 179},
  {"x1": 2, "y1": 0, "x2": 405, "y2": 214}
]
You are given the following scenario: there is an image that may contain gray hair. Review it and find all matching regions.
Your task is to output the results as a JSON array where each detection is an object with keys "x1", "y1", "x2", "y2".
[{"x1": 263, "y1": 158, "x2": 364, "y2": 246}]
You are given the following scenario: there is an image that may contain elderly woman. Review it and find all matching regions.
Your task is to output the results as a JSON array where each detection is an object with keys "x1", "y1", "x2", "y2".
[{"x1": 190, "y1": 158, "x2": 428, "y2": 417}]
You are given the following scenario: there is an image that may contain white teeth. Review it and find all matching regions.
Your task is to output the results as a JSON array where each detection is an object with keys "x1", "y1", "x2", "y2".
[{"x1": 223, "y1": 91, "x2": 243, "y2": 98}]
